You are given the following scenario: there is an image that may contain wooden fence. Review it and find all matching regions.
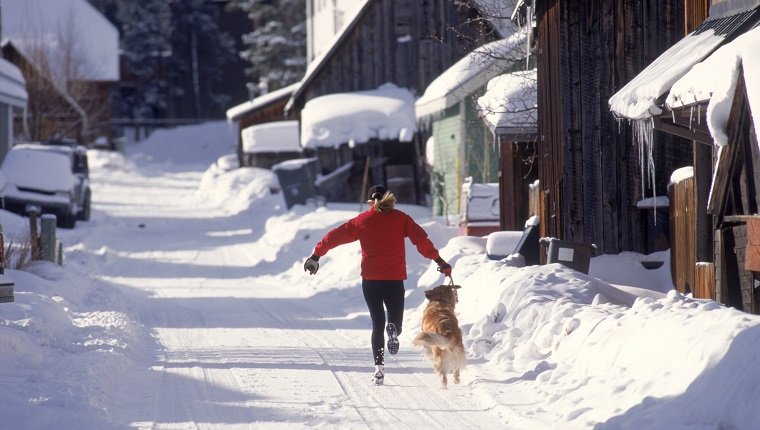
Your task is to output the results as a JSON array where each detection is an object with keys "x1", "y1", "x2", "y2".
[{"x1": 669, "y1": 176, "x2": 696, "y2": 294}]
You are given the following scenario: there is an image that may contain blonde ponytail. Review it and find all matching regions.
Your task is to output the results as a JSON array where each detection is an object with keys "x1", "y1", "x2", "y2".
[{"x1": 372, "y1": 191, "x2": 396, "y2": 213}]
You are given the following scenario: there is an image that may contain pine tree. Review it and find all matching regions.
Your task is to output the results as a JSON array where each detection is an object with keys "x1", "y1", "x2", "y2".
[
  {"x1": 116, "y1": 0, "x2": 173, "y2": 119},
  {"x1": 90, "y1": 0, "x2": 238, "y2": 120},
  {"x1": 168, "y1": 0, "x2": 237, "y2": 118},
  {"x1": 229, "y1": 0, "x2": 306, "y2": 91}
]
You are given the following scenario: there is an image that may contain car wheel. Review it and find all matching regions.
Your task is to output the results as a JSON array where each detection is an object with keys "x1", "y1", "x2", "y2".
[
  {"x1": 58, "y1": 212, "x2": 77, "y2": 229},
  {"x1": 78, "y1": 189, "x2": 91, "y2": 221}
]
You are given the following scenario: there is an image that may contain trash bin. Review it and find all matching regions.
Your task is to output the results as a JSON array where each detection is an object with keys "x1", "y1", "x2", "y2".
[
  {"x1": 541, "y1": 238, "x2": 596, "y2": 274},
  {"x1": 271, "y1": 157, "x2": 319, "y2": 209}
]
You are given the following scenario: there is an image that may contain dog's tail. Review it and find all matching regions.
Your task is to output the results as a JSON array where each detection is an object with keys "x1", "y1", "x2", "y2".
[{"x1": 413, "y1": 331, "x2": 453, "y2": 349}]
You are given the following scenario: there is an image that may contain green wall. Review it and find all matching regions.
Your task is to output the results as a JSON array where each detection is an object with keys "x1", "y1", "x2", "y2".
[
  {"x1": 430, "y1": 96, "x2": 498, "y2": 217},
  {"x1": 432, "y1": 105, "x2": 461, "y2": 217}
]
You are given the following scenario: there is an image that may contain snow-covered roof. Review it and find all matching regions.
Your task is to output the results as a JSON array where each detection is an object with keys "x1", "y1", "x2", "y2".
[
  {"x1": 0, "y1": 58, "x2": 27, "y2": 108},
  {"x1": 608, "y1": 31, "x2": 725, "y2": 120},
  {"x1": 415, "y1": 32, "x2": 528, "y2": 119},
  {"x1": 666, "y1": 26, "x2": 760, "y2": 146},
  {"x1": 0, "y1": 0, "x2": 120, "y2": 82},
  {"x1": 226, "y1": 83, "x2": 300, "y2": 122},
  {"x1": 608, "y1": 7, "x2": 760, "y2": 120},
  {"x1": 300, "y1": 83, "x2": 416, "y2": 149},
  {"x1": 241, "y1": 121, "x2": 301, "y2": 154},
  {"x1": 477, "y1": 68, "x2": 537, "y2": 135}
]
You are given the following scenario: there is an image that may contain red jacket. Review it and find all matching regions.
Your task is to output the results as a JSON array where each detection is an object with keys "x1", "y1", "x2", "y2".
[{"x1": 313, "y1": 208, "x2": 440, "y2": 280}]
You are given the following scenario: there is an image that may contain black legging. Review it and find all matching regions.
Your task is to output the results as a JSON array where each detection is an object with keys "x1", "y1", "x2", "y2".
[{"x1": 362, "y1": 279, "x2": 405, "y2": 365}]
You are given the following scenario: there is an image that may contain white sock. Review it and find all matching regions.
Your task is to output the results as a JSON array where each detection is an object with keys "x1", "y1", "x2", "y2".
[{"x1": 375, "y1": 365, "x2": 384, "y2": 374}]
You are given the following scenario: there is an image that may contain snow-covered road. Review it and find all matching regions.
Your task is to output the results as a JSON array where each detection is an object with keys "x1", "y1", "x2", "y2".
[
  {"x1": 8, "y1": 128, "x2": 760, "y2": 429},
  {"x1": 60, "y1": 155, "x2": 505, "y2": 429}
]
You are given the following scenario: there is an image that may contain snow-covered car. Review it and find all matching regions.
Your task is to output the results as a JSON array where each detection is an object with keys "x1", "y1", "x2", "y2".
[
  {"x1": 0, "y1": 145, "x2": 91, "y2": 228},
  {"x1": 14, "y1": 142, "x2": 92, "y2": 221}
]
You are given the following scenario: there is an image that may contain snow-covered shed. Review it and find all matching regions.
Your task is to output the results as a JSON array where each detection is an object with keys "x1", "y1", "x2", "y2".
[
  {"x1": 608, "y1": 1, "x2": 760, "y2": 313},
  {"x1": 240, "y1": 120, "x2": 302, "y2": 169},
  {"x1": 226, "y1": 83, "x2": 299, "y2": 167},
  {"x1": 299, "y1": 83, "x2": 418, "y2": 202}
]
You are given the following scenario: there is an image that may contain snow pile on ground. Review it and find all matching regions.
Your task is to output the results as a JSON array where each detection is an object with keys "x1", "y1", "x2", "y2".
[
  {"x1": 405, "y1": 242, "x2": 760, "y2": 429},
  {"x1": 197, "y1": 153, "x2": 280, "y2": 214},
  {"x1": 129, "y1": 120, "x2": 236, "y2": 166}
]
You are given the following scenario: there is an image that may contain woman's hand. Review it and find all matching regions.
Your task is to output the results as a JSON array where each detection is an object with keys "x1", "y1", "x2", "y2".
[
  {"x1": 435, "y1": 257, "x2": 452, "y2": 277},
  {"x1": 304, "y1": 254, "x2": 320, "y2": 275}
]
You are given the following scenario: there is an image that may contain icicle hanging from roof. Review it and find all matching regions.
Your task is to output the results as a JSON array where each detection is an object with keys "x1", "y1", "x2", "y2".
[{"x1": 632, "y1": 118, "x2": 656, "y2": 202}]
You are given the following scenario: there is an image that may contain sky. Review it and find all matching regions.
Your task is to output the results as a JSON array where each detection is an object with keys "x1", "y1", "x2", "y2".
[{"x1": 1, "y1": 122, "x2": 759, "y2": 429}]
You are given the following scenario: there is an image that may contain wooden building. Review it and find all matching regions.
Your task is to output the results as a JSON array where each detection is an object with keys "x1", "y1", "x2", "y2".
[
  {"x1": 286, "y1": 0, "x2": 504, "y2": 204},
  {"x1": 608, "y1": 0, "x2": 760, "y2": 313},
  {"x1": 1, "y1": 0, "x2": 120, "y2": 143},
  {"x1": 534, "y1": 0, "x2": 694, "y2": 255},
  {"x1": 709, "y1": 69, "x2": 760, "y2": 313}
]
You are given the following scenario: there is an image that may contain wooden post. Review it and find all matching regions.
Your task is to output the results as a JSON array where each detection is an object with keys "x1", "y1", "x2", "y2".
[
  {"x1": 40, "y1": 214, "x2": 57, "y2": 263},
  {"x1": 27, "y1": 207, "x2": 40, "y2": 260},
  {"x1": 695, "y1": 262, "x2": 715, "y2": 300}
]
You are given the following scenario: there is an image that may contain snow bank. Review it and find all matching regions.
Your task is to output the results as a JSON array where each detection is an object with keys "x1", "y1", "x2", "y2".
[
  {"x1": 130, "y1": 121, "x2": 236, "y2": 166},
  {"x1": 0, "y1": 263, "x2": 145, "y2": 429},
  {"x1": 404, "y1": 236, "x2": 759, "y2": 429},
  {"x1": 197, "y1": 154, "x2": 280, "y2": 214}
]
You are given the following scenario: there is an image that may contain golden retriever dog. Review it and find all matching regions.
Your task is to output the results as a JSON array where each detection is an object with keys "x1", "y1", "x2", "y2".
[{"x1": 413, "y1": 283, "x2": 465, "y2": 389}]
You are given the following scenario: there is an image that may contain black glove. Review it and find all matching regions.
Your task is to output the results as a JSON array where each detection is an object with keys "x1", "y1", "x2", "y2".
[
  {"x1": 304, "y1": 254, "x2": 320, "y2": 275},
  {"x1": 435, "y1": 257, "x2": 452, "y2": 277}
]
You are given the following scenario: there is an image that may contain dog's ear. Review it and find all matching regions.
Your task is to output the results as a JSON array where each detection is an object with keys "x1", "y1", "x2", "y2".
[
  {"x1": 425, "y1": 290, "x2": 433, "y2": 299},
  {"x1": 453, "y1": 285, "x2": 461, "y2": 290}
]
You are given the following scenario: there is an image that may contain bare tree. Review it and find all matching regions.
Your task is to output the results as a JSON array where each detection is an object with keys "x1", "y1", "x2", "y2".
[{"x1": 10, "y1": 7, "x2": 110, "y2": 143}]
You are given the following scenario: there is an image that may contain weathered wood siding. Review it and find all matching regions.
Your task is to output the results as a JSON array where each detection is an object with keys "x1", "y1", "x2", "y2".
[
  {"x1": 535, "y1": 0, "x2": 693, "y2": 254},
  {"x1": 685, "y1": 0, "x2": 710, "y2": 33},
  {"x1": 669, "y1": 175, "x2": 696, "y2": 294}
]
